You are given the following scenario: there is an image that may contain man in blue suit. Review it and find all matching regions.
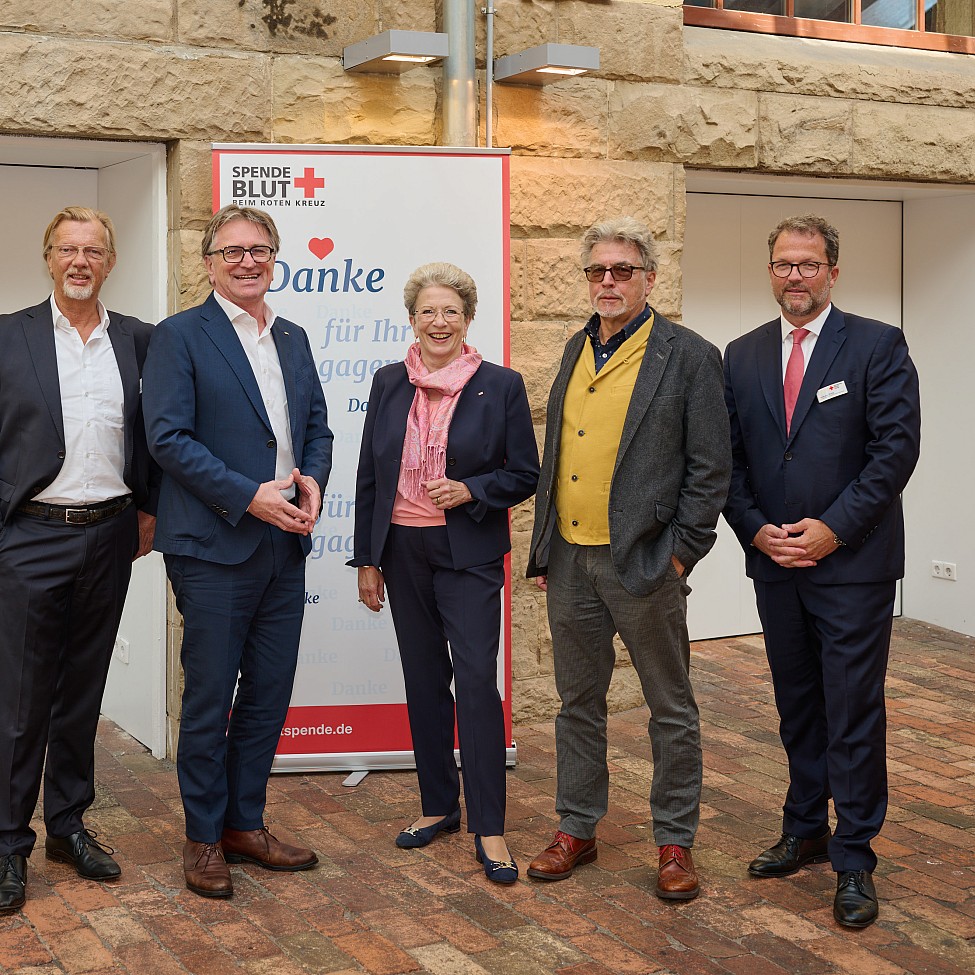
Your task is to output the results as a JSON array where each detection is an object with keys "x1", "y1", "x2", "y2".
[
  {"x1": 143, "y1": 205, "x2": 332, "y2": 898},
  {"x1": 723, "y1": 215, "x2": 920, "y2": 929}
]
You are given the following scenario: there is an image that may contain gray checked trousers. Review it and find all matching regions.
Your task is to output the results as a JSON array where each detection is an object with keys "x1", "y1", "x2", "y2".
[{"x1": 546, "y1": 530, "x2": 702, "y2": 847}]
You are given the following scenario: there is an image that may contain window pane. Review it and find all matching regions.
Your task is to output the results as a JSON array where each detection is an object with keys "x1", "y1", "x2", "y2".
[
  {"x1": 723, "y1": 1, "x2": 787, "y2": 12},
  {"x1": 793, "y1": 1, "x2": 852, "y2": 21},
  {"x1": 926, "y1": 0, "x2": 975, "y2": 36},
  {"x1": 862, "y1": 0, "x2": 917, "y2": 29},
  {"x1": 683, "y1": 0, "x2": 716, "y2": 7}
]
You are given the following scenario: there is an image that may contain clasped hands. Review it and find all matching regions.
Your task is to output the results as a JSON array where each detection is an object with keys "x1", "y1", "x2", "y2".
[
  {"x1": 752, "y1": 518, "x2": 839, "y2": 567},
  {"x1": 247, "y1": 467, "x2": 321, "y2": 534},
  {"x1": 423, "y1": 477, "x2": 472, "y2": 510},
  {"x1": 356, "y1": 479, "x2": 472, "y2": 613}
]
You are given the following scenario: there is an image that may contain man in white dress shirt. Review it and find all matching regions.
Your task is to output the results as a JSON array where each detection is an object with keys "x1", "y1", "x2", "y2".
[
  {"x1": 143, "y1": 206, "x2": 332, "y2": 898},
  {"x1": 723, "y1": 214, "x2": 920, "y2": 929},
  {"x1": 0, "y1": 207, "x2": 158, "y2": 913}
]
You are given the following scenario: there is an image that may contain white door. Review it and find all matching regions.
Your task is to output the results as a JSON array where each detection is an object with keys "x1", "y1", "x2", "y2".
[
  {"x1": 0, "y1": 138, "x2": 168, "y2": 756},
  {"x1": 681, "y1": 193, "x2": 902, "y2": 639},
  {"x1": 902, "y1": 193, "x2": 975, "y2": 637}
]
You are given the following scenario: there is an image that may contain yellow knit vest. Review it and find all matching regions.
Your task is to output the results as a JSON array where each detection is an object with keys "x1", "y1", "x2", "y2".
[{"x1": 555, "y1": 317, "x2": 652, "y2": 545}]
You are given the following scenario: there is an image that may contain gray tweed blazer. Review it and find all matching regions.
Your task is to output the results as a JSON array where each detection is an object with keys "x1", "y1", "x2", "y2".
[{"x1": 526, "y1": 309, "x2": 731, "y2": 597}]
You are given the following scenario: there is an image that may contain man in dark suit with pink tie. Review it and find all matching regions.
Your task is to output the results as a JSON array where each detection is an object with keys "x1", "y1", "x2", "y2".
[{"x1": 723, "y1": 214, "x2": 921, "y2": 929}]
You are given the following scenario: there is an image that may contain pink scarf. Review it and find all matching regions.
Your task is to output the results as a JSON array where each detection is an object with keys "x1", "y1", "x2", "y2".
[{"x1": 397, "y1": 342, "x2": 482, "y2": 500}]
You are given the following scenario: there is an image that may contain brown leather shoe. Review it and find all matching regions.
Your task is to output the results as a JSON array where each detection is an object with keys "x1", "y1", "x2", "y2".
[
  {"x1": 183, "y1": 841, "x2": 233, "y2": 898},
  {"x1": 656, "y1": 844, "x2": 700, "y2": 900},
  {"x1": 221, "y1": 827, "x2": 318, "y2": 872},
  {"x1": 526, "y1": 830, "x2": 597, "y2": 881}
]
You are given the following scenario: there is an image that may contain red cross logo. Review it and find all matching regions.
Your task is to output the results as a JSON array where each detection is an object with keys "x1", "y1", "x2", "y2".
[{"x1": 293, "y1": 167, "x2": 325, "y2": 199}]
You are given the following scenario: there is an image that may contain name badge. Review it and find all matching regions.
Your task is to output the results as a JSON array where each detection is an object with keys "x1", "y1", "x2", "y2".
[{"x1": 817, "y1": 380, "x2": 848, "y2": 403}]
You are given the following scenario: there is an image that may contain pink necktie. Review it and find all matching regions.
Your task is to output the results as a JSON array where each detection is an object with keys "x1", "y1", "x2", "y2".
[{"x1": 783, "y1": 327, "x2": 810, "y2": 435}]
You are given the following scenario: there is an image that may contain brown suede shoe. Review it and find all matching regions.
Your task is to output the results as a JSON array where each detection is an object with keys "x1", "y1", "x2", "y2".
[
  {"x1": 526, "y1": 830, "x2": 597, "y2": 881},
  {"x1": 183, "y1": 841, "x2": 233, "y2": 898},
  {"x1": 221, "y1": 827, "x2": 318, "y2": 872},
  {"x1": 656, "y1": 844, "x2": 700, "y2": 900}
]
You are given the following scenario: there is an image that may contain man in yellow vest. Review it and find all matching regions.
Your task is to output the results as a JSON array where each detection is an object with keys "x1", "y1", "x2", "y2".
[{"x1": 526, "y1": 216, "x2": 731, "y2": 900}]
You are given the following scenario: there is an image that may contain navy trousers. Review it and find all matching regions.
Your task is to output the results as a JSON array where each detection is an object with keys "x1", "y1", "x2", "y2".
[
  {"x1": 381, "y1": 525, "x2": 506, "y2": 836},
  {"x1": 0, "y1": 505, "x2": 138, "y2": 855},
  {"x1": 755, "y1": 575, "x2": 895, "y2": 872},
  {"x1": 166, "y1": 525, "x2": 305, "y2": 843}
]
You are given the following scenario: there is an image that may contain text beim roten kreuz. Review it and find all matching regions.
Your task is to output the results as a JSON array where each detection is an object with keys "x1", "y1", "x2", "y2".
[{"x1": 231, "y1": 164, "x2": 328, "y2": 206}]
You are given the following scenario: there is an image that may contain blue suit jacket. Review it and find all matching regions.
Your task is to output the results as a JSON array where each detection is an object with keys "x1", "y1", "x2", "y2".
[
  {"x1": 723, "y1": 305, "x2": 920, "y2": 584},
  {"x1": 350, "y1": 360, "x2": 539, "y2": 571},
  {"x1": 0, "y1": 299, "x2": 159, "y2": 528},
  {"x1": 143, "y1": 292, "x2": 333, "y2": 564}
]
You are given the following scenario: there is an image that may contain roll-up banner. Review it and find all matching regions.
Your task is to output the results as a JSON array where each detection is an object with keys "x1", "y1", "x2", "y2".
[{"x1": 211, "y1": 145, "x2": 513, "y2": 773}]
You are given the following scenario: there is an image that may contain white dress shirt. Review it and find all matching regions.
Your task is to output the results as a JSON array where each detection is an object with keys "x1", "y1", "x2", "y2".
[
  {"x1": 34, "y1": 295, "x2": 128, "y2": 505},
  {"x1": 780, "y1": 303, "x2": 832, "y2": 383},
  {"x1": 214, "y1": 292, "x2": 297, "y2": 498}
]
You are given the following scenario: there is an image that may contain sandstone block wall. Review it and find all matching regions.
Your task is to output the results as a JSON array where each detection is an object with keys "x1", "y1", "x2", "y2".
[{"x1": 3, "y1": 0, "x2": 973, "y2": 727}]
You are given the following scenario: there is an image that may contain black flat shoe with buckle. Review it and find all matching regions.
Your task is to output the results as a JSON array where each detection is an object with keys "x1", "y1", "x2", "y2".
[
  {"x1": 474, "y1": 835, "x2": 518, "y2": 885},
  {"x1": 395, "y1": 808, "x2": 461, "y2": 849}
]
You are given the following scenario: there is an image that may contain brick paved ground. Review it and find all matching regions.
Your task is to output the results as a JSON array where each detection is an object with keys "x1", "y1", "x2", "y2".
[{"x1": 2, "y1": 617, "x2": 973, "y2": 975}]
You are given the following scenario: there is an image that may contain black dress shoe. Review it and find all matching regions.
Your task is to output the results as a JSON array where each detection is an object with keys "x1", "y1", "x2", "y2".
[
  {"x1": 748, "y1": 830, "x2": 831, "y2": 877},
  {"x1": 0, "y1": 854, "x2": 27, "y2": 912},
  {"x1": 834, "y1": 870, "x2": 878, "y2": 928},
  {"x1": 45, "y1": 830, "x2": 121, "y2": 880}
]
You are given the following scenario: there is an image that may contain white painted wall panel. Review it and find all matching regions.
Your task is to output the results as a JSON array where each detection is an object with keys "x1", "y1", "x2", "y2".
[
  {"x1": 682, "y1": 193, "x2": 902, "y2": 639},
  {"x1": 902, "y1": 194, "x2": 975, "y2": 635}
]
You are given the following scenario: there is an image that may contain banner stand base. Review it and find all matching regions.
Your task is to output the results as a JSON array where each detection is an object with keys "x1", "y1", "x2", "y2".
[{"x1": 272, "y1": 743, "x2": 518, "y2": 775}]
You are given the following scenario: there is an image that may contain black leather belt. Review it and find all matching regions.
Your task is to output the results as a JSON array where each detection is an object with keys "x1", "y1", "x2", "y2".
[{"x1": 17, "y1": 495, "x2": 133, "y2": 525}]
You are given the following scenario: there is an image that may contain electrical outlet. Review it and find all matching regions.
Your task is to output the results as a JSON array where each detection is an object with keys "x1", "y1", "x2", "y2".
[
  {"x1": 931, "y1": 561, "x2": 957, "y2": 581},
  {"x1": 114, "y1": 637, "x2": 130, "y2": 664}
]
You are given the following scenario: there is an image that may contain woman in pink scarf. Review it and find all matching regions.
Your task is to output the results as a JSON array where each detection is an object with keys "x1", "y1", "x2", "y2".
[{"x1": 350, "y1": 263, "x2": 539, "y2": 885}]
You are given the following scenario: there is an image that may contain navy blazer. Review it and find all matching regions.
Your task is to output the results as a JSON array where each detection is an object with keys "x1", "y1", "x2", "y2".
[
  {"x1": 350, "y1": 360, "x2": 540, "y2": 571},
  {"x1": 143, "y1": 292, "x2": 333, "y2": 564},
  {"x1": 0, "y1": 299, "x2": 159, "y2": 528},
  {"x1": 723, "y1": 305, "x2": 921, "y2": 584}
]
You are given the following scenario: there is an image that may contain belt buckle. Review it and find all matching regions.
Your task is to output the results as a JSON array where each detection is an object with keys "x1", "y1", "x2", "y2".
[{"x1": 65, "y1": 508, "x2": 91, "y2": 525}]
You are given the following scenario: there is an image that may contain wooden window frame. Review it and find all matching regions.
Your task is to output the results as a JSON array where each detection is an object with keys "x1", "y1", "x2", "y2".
[{"x1": 684, "y1": 2, "x2": 975, "y2": 55}]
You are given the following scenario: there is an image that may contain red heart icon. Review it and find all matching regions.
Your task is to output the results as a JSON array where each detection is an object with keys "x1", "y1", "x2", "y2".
[{"x1": 308, "y1": 237, "x2": 334, "y2": 260}]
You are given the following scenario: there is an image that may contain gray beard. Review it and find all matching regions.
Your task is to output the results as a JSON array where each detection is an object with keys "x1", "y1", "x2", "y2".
[{"x1": 62, "y1": 279, "x2": 94, "y2": 301}]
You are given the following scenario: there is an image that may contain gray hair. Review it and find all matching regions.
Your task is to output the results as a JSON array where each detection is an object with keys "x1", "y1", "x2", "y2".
[
  {"x1": 580, "y1": 216, "x2": 659, "y2": 273},
  {"x1": 202, "y1": 205, "x2": 281, "y2": 259},
  {"x1": 403, "y1": 262, "x2": 478, "y2": 319},
  {"x1": 43, "y1": 206, "x2": 116, "y2": 257},
  {"x1": 768, "y1": 214, "x2": 840, "y2": 267}
]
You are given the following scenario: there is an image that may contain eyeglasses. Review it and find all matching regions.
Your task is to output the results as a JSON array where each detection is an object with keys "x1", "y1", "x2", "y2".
[
  {"x1": 583, "y1": 264, "x2": 646, "y2": 283},
  {"x1": 207, "y1": 245, "x2": 275, "y2": 264},
  {"x1": 414, "y1": 307, "x2": 464, "y2": 323},
  {"x1": 770, "y1": 261, "x2": 833, "y2": 279},
  {"x1": 52, "y1": 245, "x2": 110, "y2": 263}
]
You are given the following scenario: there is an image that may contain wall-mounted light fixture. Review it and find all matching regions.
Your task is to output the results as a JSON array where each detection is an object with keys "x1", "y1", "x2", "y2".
[
  {"x1": 493, "y1": 43, "x2": 599, "y2": 86},
  {"x1": 343, "y1": 30, "x2": 449, "y2": 74}
]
